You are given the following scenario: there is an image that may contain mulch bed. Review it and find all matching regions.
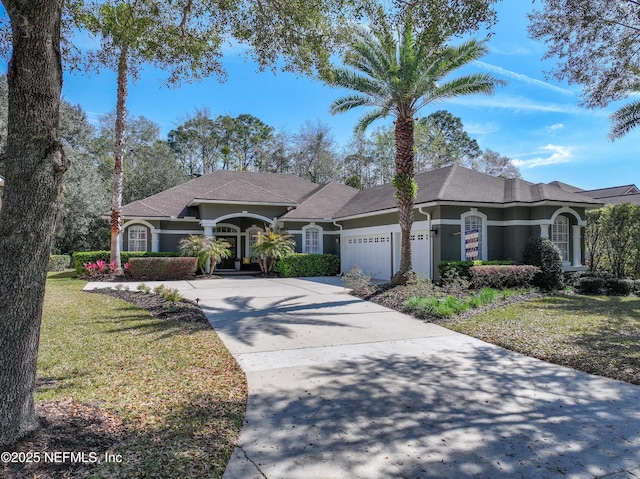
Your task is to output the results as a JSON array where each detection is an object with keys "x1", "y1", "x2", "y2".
[
  {"x1": 3, "y1": 289, "x2": 209, "y2": 479},
  {"x1": 90, "y1": 289, "x2": 209, "y2": 324}
]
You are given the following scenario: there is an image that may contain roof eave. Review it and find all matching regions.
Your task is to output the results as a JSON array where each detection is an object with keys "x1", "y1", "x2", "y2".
[{"x1": 189, "y1": 199, "x2": 296, "y2": 207}]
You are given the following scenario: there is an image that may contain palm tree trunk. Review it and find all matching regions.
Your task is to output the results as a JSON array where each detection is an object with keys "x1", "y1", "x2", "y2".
[
  {"x1": 392, "y1": 116, "x2": 416, "y2": 284},
  {"x1": 110, "y1": 47, "x2": 128, "y2": 274}
]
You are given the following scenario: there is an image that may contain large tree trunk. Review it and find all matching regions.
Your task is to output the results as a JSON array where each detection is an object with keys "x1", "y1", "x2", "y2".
[
  {"x1": 109, "y1": 47, "x2": 129, "y2": 273},
  {"x1": 0, "y1": 0, "x2": 66, "y2": 446},
  {"x1": 391, "y1": 116, "x2": 416, "y2": 285}
]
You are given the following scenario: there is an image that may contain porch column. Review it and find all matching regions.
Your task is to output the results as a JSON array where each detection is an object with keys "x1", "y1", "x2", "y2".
[
  {"x1": 151, "y1": 231, "x2": 159, "y2": 252},
  {"x1": 572, "y1": 225, "x2": 583, "y2": 267},
  {"x1": 539, "y1": 224, "x2": 550, "y2": 239},
  {"x1": 203, "y1": 225, "x2": 214, "y2": 237},
  {"x1": 118, "y1": 231, "x2": 124, "y2": 252}
]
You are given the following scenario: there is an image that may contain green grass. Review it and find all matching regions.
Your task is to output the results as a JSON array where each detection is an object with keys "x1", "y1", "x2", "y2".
[
  {"x1": 440, "y1": 294, "x2": 640, "y2": 385},
  {"x1": 40, "y1": 275, "x2": 247, "y2": 478},
  {"x1": 405, "y1": 287, "x2": 503, "y2": 318}
]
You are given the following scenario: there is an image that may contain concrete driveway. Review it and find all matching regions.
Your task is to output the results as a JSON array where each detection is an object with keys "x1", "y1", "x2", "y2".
[{"x1": 88, "y1": 276, "x2": 640, "y2": 478}]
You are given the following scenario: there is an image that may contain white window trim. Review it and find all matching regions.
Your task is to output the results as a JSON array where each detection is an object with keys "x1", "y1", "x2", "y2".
[
  {"x1": 552, "y1": 215, "x2": 570, "y2": 264},
  {"x1": 128, "y1": 225, "x2": 148, "y2": 252},
  {"x1": 245, "y1": 225, "x2": 263, "y2": 259},
  {"x1": 460, "y1": 209, "x2": 488, "y2": 261},
  {"x1": 302, "y1": 223, "x2": 323, "y2": 254}
]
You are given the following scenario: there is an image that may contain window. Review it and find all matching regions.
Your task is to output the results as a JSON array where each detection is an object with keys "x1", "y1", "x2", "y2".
[
  {"x1": 464, "y1": 215, "x2": 483, "y2": 260},
  {"x1": 552, "y1": 215, "x2": 569, "y2": 262},
  {"x1": 128, "y1": 226, "x2": 147, "y2": 252},
  {"x1": 246, "y1": 227, "x2": 262, "y2": 258},
  {"x1": 304, "y1": 226, "x2": 321, "y2": 254}
]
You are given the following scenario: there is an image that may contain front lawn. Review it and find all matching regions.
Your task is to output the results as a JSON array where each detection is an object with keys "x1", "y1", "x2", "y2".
[
  {"x1": 8, "y1": 274, "x2": 247, "y2": 479},
  {"x1": 440, "y1": 294, "x2": 640, "y2": 385}
]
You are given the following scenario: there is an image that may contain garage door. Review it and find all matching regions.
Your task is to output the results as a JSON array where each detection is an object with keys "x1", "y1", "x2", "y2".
[
  {"x1": 343, "y1": 233, "x2": 392, "y2": 280},
  {"x1": 411, "y1": 231, "x2": 431, "y2": 278}
]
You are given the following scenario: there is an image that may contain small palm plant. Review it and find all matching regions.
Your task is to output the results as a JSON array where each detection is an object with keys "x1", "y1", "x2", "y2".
[
  {"x1": 252, "y1": 228, "x2": 295, "y2": 274},
  {"x1": 179, "y1": 235, "x2": 231, "y2": 275}
]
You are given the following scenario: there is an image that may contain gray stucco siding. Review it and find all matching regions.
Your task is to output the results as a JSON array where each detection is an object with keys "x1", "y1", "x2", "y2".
[{"x1": 199, "y1": 204, "x2": 289, "y2": 222}]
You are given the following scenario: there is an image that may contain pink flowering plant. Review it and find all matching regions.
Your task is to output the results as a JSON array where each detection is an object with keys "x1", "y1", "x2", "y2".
[{"x1": 82, "y1": 260, "x2": 130, "y2": 278}]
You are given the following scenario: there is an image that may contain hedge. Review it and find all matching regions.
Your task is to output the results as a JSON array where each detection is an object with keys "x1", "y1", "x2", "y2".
[
  {"x1": 127, "y1": 257, "x2": 198, "y2": 281},
  {"x1": 469, "y1": 265, "x2": 540, "y2": 289},
  {"x1": 438, "y1": 260, "x2": 515, "y2": 281},
  {"x1": 73, "y1": 251, "x2": 180, "y2": 276},
  {"x1": 274, "y1": 254, "x2": 340, "y2": 277},
  {"x1": 48, "y1": 255, "x2": 71, "y2": 272}
]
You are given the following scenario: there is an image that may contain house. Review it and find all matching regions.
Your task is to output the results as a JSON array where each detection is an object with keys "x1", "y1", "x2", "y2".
[
  {"x1": 548, "y1": 180, "x2": 640, "y2": 206},
  {"x1": 119, "y1": 165, "x2": 603, "y2": 280}
]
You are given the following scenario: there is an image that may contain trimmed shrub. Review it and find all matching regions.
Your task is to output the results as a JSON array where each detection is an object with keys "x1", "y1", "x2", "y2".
[
  {"x1": 438, "y1": 259, "x2": 515, "y2": 281},
  {"x1": 604, "y1": 278, "x2": 634, "y2": 296},
  {"x1": 522, "y1": 237, "x2": 564, "y2": 291},
  {"x1": 73, "y1": 251, "x2": 180, "y2": 276},
  {"x1": 48, "y1": 255, "x2": 71, "y2": 272},
  {"x1": 470, "y1": 265, "x2": 540, "y2": 289},
  {"x1": 127, "y1": 257, "x2": 197, "y2": 281},
  {"x1": 576, "y1": 276, "x2": 605, "y2": 295},
  {"x1": 634, "y1": 280, "x2": 640, "y2": 294},
  {"x1": 274, "y1": 253, "x2": 340, "y2": 277}
]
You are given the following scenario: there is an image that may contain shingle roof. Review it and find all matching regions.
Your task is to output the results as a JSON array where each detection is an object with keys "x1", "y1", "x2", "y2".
[
  {"x1": 547, "y1": 180, "x2": 584, "y2": 193},
  {"x1": 593, "y1": 193, "x2": 640, "y2": 205},
  {"x1": 122, "y1": 166, "x2": 603, "y2": 221},
  {"x1": 334, "y1": 165, "x2": 602, "y2": 218},
  {"x1": 578, "y1": 185, "x2": 640, "y2": 199},
  {"x1": 281, "y1": 182, "x2": 359, "y2": 220},
  {"x1": 121, "y1": 170, "x2": 319, "y2": 218}
]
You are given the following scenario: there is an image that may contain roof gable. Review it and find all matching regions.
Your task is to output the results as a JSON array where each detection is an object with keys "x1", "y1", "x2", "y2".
[{"x1": 121, "y1": 170, "x2": 319, "y2": 218}]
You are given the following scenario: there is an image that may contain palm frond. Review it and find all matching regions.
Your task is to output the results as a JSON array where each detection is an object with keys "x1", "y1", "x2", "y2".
[
  {"x1": 329, "y1": 94, "x2": 373, "y2": 115},
  {"x1": 610, "y1": 100, "x2": 640, "y2": 141},
  {"x1": 355, "y1": 108, "x2": 388, "y2": 133}
]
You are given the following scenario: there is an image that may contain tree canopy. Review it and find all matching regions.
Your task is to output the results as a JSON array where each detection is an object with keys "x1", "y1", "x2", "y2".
[{"x1": 528, "y1": 0, "x2": 640, "y2": 109}]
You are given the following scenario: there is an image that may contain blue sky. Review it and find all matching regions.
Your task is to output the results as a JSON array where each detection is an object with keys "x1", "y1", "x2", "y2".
[{"x1": 59, "y1": 2, "x2": 640, "y2": 189}]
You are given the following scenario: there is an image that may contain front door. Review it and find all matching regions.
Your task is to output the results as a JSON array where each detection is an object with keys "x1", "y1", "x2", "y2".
[{"x1": 217, "y1": 236, "x2": 237, "y2": 269}]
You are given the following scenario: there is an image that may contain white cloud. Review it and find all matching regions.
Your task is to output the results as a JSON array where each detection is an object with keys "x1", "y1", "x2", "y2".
[
  {"x1": 464, "y1": 121, "x2": 500, "y2": 135},
  {"x1": 488, "y1": 43, "x2": 532, "y2": 56},
  {"x1": 474, "y1": 61, "x2": 574, "y2": 96},
  {"x1": 548, "y1": 123, "x2": 564, "y2": 132},
  {"x1": 449, "y1": 94, "x2": 584, "y2": 115},
  {"x1": 512, "y1": 144, "x2": 572, "y2": 168}
]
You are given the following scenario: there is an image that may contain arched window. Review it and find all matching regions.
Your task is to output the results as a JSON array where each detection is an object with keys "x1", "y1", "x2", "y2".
[
  {"x1": 303, "y1": 224, "x2": 323, "y2": 254},
  {"x1": 128, "y1": 225, "x2": 147, "y2": 252},
  {"x1": 460, "y1": 210, "x2": 487, "y2": 261},
  {"x1": 552, "y1": 215, "x2": 569, "y2": 262}
]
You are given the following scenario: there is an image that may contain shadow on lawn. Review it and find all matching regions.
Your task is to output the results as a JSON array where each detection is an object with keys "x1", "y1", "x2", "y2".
[
  {"x1": 518, "y1": 294, "x2": 640, "y2": 385},
  {"x1": 94, "y1": 395, "x2": 246, "y2": 479},
  {"x1": 237, "y1": 344, "x2": 640, "y2": 478}
]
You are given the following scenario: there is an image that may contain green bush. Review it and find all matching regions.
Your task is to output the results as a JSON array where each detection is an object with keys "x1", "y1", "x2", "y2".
[
  {"x1": 274, "y1": 253, "x2": 339, "y2": 277},
  {"x1": 73, "y1": 251, "x2": 180, "y2": 276},
  {"x1": 522, "y1": 237, "x2": 564, "y2": 291},
  {"x1": 48, "y1": 255, "x2": 71, "y2": 272},
  {"x1": 470, "y1": 265, "x2": 540, "y2": 289},
  {"x1": 438, "y1": 260, "x2": 515, "y2": 281},
  {"x1": 127, "y1": 257, "x2": 197, "y2": 281},
  {"x1": 576, "y1": 276, "x2": 605, "y2": 295},
  {"x1": 605, "y1": 278, "x2": 634, "y2": 296},
  {"x1": 634, "y1": 280, "x2": 640, "y2": 294}
]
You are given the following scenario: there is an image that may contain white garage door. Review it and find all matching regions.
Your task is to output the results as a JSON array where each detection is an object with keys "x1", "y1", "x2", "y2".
[
  {"x1": 411, "y1": 231, "x2": 431, "y2": 278},
  {"x1": 343, "y1": 234, "x2": 392, "y2": 280}
]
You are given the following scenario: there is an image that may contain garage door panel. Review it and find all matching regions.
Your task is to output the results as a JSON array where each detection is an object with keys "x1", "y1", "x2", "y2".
[{"x1": 344, "y1": 234, "x2": 392, "y2": 280}]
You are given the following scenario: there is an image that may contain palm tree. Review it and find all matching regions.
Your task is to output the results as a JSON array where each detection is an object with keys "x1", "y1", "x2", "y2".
[
  {"x1": 322, "y1": 17, "x2": 504, "y2": 284},
  {"x1": 610, "y1": 99, "x2": 640, "y2": 141},
  {"x1": 179, "y1": 235, "x2": 231, "y2": 275},
  {"x1": 252, "y1": 228, "x2": 295, "y2": 274}
]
